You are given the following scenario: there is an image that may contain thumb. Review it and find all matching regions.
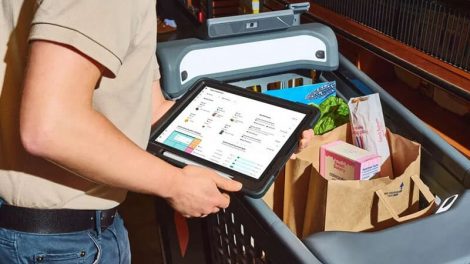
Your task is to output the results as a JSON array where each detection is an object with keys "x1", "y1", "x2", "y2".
[{"x1": 212, "y1": 174, "x2": 242, "y2": 192}]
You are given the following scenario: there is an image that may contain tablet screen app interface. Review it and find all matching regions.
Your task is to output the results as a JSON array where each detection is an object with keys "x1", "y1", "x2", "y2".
[{"x1": 156, "y1": 86, "x2": 306, "y2": 179}]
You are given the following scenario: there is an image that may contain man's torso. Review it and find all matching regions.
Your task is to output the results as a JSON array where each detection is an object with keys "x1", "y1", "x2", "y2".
[{"x1": 0, "y1": 0, "x2": 158, "y2": 209}]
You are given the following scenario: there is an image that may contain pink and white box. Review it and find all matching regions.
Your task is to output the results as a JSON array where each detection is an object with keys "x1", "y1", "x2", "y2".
[{"x1": 320, "y1": 140, "x2": 381, "y2": 180}]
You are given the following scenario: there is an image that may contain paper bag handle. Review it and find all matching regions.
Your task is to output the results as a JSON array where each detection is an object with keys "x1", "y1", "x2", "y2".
[{"x1": 376, "y1": 174, "x2": 435, "y2": 223}]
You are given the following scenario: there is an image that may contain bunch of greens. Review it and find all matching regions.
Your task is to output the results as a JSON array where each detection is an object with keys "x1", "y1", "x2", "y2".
[{"x1": 312, "y1": 96, "x2": 349, "y2": 135}]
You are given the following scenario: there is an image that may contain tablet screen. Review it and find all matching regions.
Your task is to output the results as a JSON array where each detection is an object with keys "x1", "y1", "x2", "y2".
[{"x1": 155, "y1": 86, "x2": 306, "y2": 179}]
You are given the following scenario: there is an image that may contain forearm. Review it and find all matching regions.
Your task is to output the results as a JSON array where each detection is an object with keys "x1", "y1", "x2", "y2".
[
  {"x1": 39, "y1": 108, "x2": 181, "y2": 198},
  {"x1": 20, "y1": 41, "x2": 180, "y2": 198}
]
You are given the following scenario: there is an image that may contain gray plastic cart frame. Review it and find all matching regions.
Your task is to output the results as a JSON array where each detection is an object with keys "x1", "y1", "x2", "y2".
[{"x1": 152, "y1": 23, "x2": 470, "y2": 264}]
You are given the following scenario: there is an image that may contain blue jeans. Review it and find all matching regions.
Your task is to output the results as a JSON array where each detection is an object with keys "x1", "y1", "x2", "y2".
[{"x1": 0, "y1": 204, "x2": 131, "y2": 264}]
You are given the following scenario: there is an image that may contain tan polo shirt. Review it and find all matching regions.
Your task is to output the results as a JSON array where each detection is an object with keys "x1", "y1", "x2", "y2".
[{"x1": 0, "y1": 0, "x2": 159, "y2": 209}]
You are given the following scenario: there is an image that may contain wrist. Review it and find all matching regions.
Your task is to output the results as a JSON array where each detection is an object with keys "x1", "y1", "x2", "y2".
[{"x1": 158, "y1": 165, "x2": 184, "y2": 199}]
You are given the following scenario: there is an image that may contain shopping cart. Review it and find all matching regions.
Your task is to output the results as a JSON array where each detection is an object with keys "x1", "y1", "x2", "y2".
[{"x1": 152, "y1": 18, "x2": 470, "y2": 264}]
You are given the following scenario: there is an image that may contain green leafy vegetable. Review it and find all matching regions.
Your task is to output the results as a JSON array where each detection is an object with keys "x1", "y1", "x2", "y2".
[{"x1": 312, "y1": 96, "x2": 350, "y2": 135}]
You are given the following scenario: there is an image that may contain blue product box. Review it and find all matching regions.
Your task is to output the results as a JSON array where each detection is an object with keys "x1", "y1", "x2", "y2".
[{"x1": 263, "y1": 81, "x2": 336, "y2": 105}]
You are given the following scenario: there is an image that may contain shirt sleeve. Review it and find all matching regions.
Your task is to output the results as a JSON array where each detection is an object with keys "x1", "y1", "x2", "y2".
[{"x1": 29, "y1": 0, "x2": 135, "y2": 77}]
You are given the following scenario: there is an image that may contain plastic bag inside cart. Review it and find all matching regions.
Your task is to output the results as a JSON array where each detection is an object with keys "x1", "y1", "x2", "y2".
[{"x1": 150, "y1": 21, "x2": 470, "y2": 264}]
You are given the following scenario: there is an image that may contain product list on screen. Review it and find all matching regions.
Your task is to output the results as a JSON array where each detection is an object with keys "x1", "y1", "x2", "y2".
[{"x1": 156, "y1": 87, "x2": 305, "y2": 179}]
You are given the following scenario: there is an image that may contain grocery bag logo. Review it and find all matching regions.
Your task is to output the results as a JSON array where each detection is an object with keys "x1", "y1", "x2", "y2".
[{"x1": 384, "y1": 182, "x2": 404, "y2": 197}]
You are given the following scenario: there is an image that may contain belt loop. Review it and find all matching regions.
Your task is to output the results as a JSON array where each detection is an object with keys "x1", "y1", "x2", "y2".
[{"x1": 95, "y1": 210, "x2": 102, "y2": 236}]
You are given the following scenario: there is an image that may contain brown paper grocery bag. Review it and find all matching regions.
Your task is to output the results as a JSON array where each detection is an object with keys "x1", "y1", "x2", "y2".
[
  {"x1": 301, "y1": 170, "x2": 390, "y2": 235},
  {"x1": 263, "y1": 128, "x2": 350, "y2": 237},
  {"x1": 277, "y1": 124, "x2": 435, "y2": 238},
  {"x1": 375, "y1": 174, "x2": 435, "y2": 224},
  {"x1": 262, "y1": 160, "x2": 312, "y2": 237},
  {"x1": 262, "y1": 168, "x2": 285, "y2": 219}
]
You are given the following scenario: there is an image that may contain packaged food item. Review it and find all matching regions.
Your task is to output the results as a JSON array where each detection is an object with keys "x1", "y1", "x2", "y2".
[
  {"x1": 320, "y1": 140, "x2": 381, "y2": 180},
  {"x1": 348, "y1": 93, "x2": 393, "y2": 177},
  {"x1": 263, "y1": 81, "x2": 336, "y2": 106}
]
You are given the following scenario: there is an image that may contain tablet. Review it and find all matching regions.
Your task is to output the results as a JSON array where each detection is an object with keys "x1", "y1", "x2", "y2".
[{"x1": 148, "y1": 78, "x2": 320, "y2": 198}]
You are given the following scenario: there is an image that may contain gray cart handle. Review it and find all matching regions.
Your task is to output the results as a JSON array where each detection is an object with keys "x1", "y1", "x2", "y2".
[{"x1": 157, "y1": 23, "x2": 338, "y2": 98}]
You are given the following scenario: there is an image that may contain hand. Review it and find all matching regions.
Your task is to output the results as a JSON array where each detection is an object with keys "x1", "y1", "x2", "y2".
[
  {"x1": 166, "y1": 165, "x2": 242, "y2": 218},
  {"x1": 290, "y1": 129, "x2": 313, "y2": 159}
]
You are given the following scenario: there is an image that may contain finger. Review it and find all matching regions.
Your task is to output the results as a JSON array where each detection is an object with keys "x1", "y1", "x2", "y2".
[
  {"x1": 299, "y1": 139, "x2": 309, "y2": 150},
  {"x1": 212, "y1": 207, "x2": 221, "y2": 214},
  {"x1": 222, "y1": 193, "x2": 230, "y2": 202},
  {"x1": 303, "y1": 129, "x2": 313, "y2": 139},
  {"x1": 212, "y1": 175, "x2": 242, "y2": 192},
  {"x1": 294, "y1": 134, "x2": 311, "y2": 155},
  {"x1": 300, "y1": 130, "x2": 313, "y2": 148},
  {"x1": 293, "y1": 141, "x2": 305, "y2": 155},
  {"x1": 200, "y1": 214, "x2": 208, "y2": 218},
  {"x1": 216, "y1": 192, "x2": 231, "y2": 209},
  {"x1": 302, "y1": 129, "x2": 313, "y2": 146},
  {"x1": 290, "y1": 153, "x2": 297, "y2": 160}
]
